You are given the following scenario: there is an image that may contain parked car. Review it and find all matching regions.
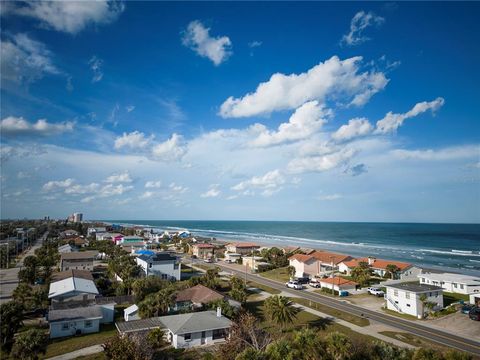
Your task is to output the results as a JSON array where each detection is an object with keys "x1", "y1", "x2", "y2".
[
  {"x1": 367, "y1": 287, "x2": 385, "y2": 297},
  {"x1": 285, "y1": 280, "x2": 303, "y2": 290},
  {"x1": 295, "y1": 276, "x2": 310, "y2": 284},
  {"x1": 461, "y1": 304, "x2": 474, "y2": 314},
  {"x1": 469, "y1": 307, "x2": 480, "y2": 321},
  {"x1": 309, "y1": 280, "x2": 322, "y2": 288},
  {"x1": 204, "y1": 258, "x2": 213, "y2": 263}
]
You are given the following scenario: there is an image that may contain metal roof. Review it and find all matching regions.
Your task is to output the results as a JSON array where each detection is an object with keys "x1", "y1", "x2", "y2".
[
  {"x1": 386, "y1": 282, "x2": 443, "y2": 293},
  {"x1": 48, "y1": 305, "x2": 103, "y2": 322},
  {"x1": 158, "y1": 310, "x2": 232, "y2": 335},
  {"x1": 116, "y1": 317, "x2": 165, "y2": 334}
]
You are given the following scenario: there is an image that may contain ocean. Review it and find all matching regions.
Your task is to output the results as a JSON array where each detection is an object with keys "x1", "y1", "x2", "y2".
[{"x1": 104, "y1": 220, "x2": 480, "y2": 276}]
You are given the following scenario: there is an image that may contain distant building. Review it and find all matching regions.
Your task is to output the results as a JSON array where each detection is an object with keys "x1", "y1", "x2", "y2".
[
  {"x1": 173, "y1": 285, "x2": 224, "y2": 311},
  {"x1": 191, "y1": 243, "x2": 215, "y2": 259},
  {"x1": 470, "y1": 293, "x2": 480, "y2": 306},
  {"x1": 338, "y1": 257, "x2": 419, "y2": 280},
  {"x1": 225, "y1": 242, "x2": 260, "y2": 255},
  {"x1": 289, "y1": 251, "x2": 352, "y2": 278},
  {"x1": 318, "y1": 277, "x2": 358, "y2": 293},
  {"x1": 58, "y1": 244, "x2": 76, "y2": 254},
  {"x1": 385, "y1": 282, "x2": 443, "y2": 319},
  {"x1": 48, "y1": 306, "x2": 104, "y2": 338},
  {"x1": 59, "y1": 229, "x2": 79, "y2": 239},
  {"x1": 87, "y1": 227, "x2": 107, "y2": 236},
  {"x1": 60, "y1": 251, "x2": 98, "y2": 271},
  {"x1": 135, "y1": 252, "x2": 181, "y2": 280},
  {"x1": 418, "y1": 272, "x2": 480, "y2": 295},
  {"x1": 242, "y1": 256, "x2": 269, "y2": 272}
]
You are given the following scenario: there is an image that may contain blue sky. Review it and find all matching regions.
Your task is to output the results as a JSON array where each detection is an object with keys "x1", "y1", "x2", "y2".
[{"x1": 1, "y1": 1, "x2": 479, "y2": 223}]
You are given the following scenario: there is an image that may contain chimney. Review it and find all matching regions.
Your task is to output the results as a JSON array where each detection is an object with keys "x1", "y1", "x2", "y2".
[
  {"x1": 216, "y1": 307, "x2": 222, "y2": 317},
  {"x1": 367, "y1": 257, "x2": 375, "y2": 265}
]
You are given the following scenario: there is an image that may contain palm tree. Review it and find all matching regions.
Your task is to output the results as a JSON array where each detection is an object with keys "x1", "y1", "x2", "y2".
[
  {"x1": 263, "y1": 295, "x2": 300, "y2": 329},
  {"x1": 291, "y1": 328, "x2": 325, "y2": 360},
  {"x1": 419, "y1": 294, "x2": 428, "y2": 319},
  {"x1": 287, "y1": 266, "x2": 296, "y2": 280},
  {"x1": 266, "y1": 339, "x2": 293, "y2": 360},
  {"x1": 385, "y1": 264, "x2": 400, "y2": 279},
  {"x1": 350, "y1": 261, "x2": 372, "y2": 286},
  {"x1": 11, "y1": 328, "x2": 48, "y2": 360},
  {"x1": 1, "y1": 301, "x2": 24, "y2": 352},
  {"x1": 325, "y1": 332, "x2": 352, "y2": 360}
]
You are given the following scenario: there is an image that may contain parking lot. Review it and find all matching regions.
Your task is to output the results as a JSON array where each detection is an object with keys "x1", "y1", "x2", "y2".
[{"x1": 426, "y1": 312, "x2": 480, "y2": 341}]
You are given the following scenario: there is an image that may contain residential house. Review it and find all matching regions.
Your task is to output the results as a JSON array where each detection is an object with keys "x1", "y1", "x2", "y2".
[
  {"x1": 48, "y1": 306, "x2": 104, "y2": 338},
  {"x1": 96, "y1": 232, "x2": 122, "y2": 241},
  {"x1": 60, "y1": 251, "x2": 98, "y2": 271},
  {"x1": 59, "y1": 229, "x2": 79, "y2": 239},
  {"x1": 173, "y1": 285, "x2": 224, "y2": 311},
  {"x1": 161, "y1": 309, "x2": 232, "y2": 349},
  {"x1": 418, "y1": 272, "x2": 480, "y2": 295},
  {"x1": 225, "y1": 242, "x2": 260, "y2": 255},
  {"x1": 70, "y1": 237, "x2": 88, "y2": 248},
  {"x1": 49, "y1": 270, "x2": 98, "y2": 305},
  {"x1": 289, "y1": 251, "x2": 352, "y2": 278},
  {"x1": 87, "y1": 227, "x2": 107, "y2": 236},
  {"x1": 242, "y1": 256, "x2": 269, "y2": 272},
  {"x1": 121, "y1": 236, "x2": 145, "y2": 244},
  {"x1": 470, "y1": 293, "x2": 480, "y2": 306},
  {"x1": 191, "y1": 243, "x2": 215, "y2": 259},
  {"x1": 385, "y1": 283, "x2": 443, "y2": 319},
  {"x1": 120, "y1": 241, "x2": 146, "y2": 254},
  {"x1": 135, "y1": 252, "x2": 181, "y2": 280},
  {"x1": 338, "y1": 257, "x2": 418, "y2": 280},
  {"x1": 224, "y1": 253, "x2": 242, "y2": 263},
  {"x1": 58, "y1": 244, "x2": 76, "y2": 254},
  {"x1": 124, "y1": 304, "x2": 140, "y2": 321},
  {"x1": 318, "y1": 277, "x2": 358, "y2": 293}
]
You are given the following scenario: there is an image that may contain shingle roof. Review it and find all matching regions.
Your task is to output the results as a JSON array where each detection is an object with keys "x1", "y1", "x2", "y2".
[
  {"x1": 175, "y1": 285, "x2": 224, "y2": 304},
  {"x1": 289, "y1": 253, "x2": 316, "y2": 263},
  {"x1": 48, "y1": 306, "x2": 103, "y2": 322},
  {"x1": 310, "y1": 251, "x2": 352, "y2": 265},
  {"x1": 61, "y1": 251, "x2": 98, "y2": 260},
  {"x1": 319, "y1": 277, "x2": 358, "y2": 287},
  {"x1": 52, "y1": 269, "x2": 93, "y2": 281},
  {"x1": 227, "y1": 242, "x2": 260, "y2": 248},
  {"x1": 116, "y1": 318, "x2": 165, "y2": 334},
  {"x1": 341, "y1": 257, "x2": 412, "y2": 271},
  {"x1": 158, "y1": 310, "x2": 232, "y2": 335},
  {"x1": 193, "y1": 243, "x2": 215, "y2": 248}
]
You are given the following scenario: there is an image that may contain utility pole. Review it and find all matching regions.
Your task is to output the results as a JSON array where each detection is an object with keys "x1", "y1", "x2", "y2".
[{"x1": 330, "y1": 256, "x2": 335, "y2": 296}]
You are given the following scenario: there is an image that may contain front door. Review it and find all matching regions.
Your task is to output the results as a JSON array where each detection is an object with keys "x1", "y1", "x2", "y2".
[{"x1": 201, "y1": 331, "x2": 206, "y2": 345}]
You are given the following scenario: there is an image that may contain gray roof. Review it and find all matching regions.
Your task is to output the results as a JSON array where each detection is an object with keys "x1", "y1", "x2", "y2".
[
  {"x1": 48, "y1": 305, "x2": 103, "y2": 322},
  {"x1": 116, "y1": 317, "x2": 165, "y2": 334},
  {"x1": 386, "y1": 282, "x2": 443, "y2": 293},
  {"x1": 61, "y1": 250, "x2": 98, "y2": 260},
  {"x1": 158, "y1": 310, "x2": 232, "y2": 335},
  {"x1": 137, "y1": 252, "x2": 176, "y2": 262}
]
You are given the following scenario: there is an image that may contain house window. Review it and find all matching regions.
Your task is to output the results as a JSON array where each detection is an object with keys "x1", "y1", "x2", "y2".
[
  {"x1": 213, "y1": 328, "x2": 226, "y2": 340},
  {"x1": 421, "y1": 278, "x2": 425, "y2": 283},
  {"x1": 85, "y1": 320, "x2": 92, "y2": 328},
  {"x1": 62, "y1": 323, "x2": 69, "y2": 331},
  {"x1": 161, "y1": 274, "x2": 168, "y2": 280},
  {"x1": 405, "y1": 292, "x2": 410, "y2": 299},
  {"x1": 393, "y1": 290, "x2": 398, "y2": 297},
  {"x1": 184, "y1": 333, "x2": 191, "y2": 341},
  {"x1": 149, "y1": 263, "x2": 153, "y2": 268},
  {"x1": 453, "y1": 283, "x2": 458, "y2": 288},
  {"x1": 460, "y1": 284, "x2": 464, "y2": 290},
  {"x1": 174, "y1": 263, "x2": 179, "y2": 269}
]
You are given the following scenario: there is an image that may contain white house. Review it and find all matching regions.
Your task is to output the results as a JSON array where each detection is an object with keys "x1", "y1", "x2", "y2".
[
  {"x1": 48, "y1": 306, "x2": 103, "y2": 338},
  {"x1": 161, "y1": 309, "x2": 232, "y2": 349},
  {"x1": 87, "y1": 227, "x2": 107, "y2": 236},
  {"x1": 318, "y1": 277, "x2": 358, "y2": 293},
  {"x1": 289, "y1": 251, "x2": 352, "y2": 278},
  {"x1": 385, "y1": 283, "x2": 443, "y2": 319},
  {"x1": 225, "y1": 242, "x2": 260, "y2": 255},
  {"x1": 418, "y1": 272, "x2": 480, "y2": 295},
  {"x1": 48, "y1": 270, "x2": 99, "y2": 304},
  {"x1": 124, "y1": 304, "x2": 140, "y2": 321},
  {"x1": 470, "y1": 293, "x2": 480, "y2": 306},
  {"x1": 135, "y1": 252, "x2": 181, "y2": 280}
]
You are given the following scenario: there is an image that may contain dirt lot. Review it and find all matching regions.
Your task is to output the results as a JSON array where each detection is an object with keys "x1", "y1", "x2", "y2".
[
  {"x1": 425, "y1": 312, "x2": 480, "y2": 340},
  {"x1": 346, "y1": 293, "x2": 386, "y2": 311}
]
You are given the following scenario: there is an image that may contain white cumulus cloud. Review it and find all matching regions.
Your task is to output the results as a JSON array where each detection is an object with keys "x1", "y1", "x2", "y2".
[
  {"x1": 5, "y1": 0, "x2": 125, "y2": 34},
  {"x1": 114, "y1": 131, "x2": 153, "y2": 150},
  {"x1": 250, "y1": 101, "x2": 329, "y2": 147},
  {"x1": 331, "y1": 117, "x2": 373, "y2": 142},
  {"x1": 182, "y1": 20, "x2": 232, "y2": 66},
  {"x1": 232, "y1": 169, "x2": 286, "y2": 197},
  {"x1": 200, "y1": 184, "x2": 221, "y2": 198},
  {"x1": 341, "y1": 11, "x2": 385, "y2": 46},
  {"x1": 391, "y1": 145, "x2": 479, "y2": 161},
  {"x1": 287, "y1": 148, "x2": 356, "y2": 174},
  {"x1": 375, "y1": 97, "x2": 445, "y2": 134},
  {"x1": 43, "y1": 178, "x2": 75, "y2": 191},
  {"x1": 1, "y1": 116, "x2": 74, "y2": 136},
  {"x1": 151, "y1": 134, "x2": 187, "y2": 161},
  {"x1": 104, "y1": 171, "x2": 132, "y2": 183},
  {"x1": 219, "y1": 56, "x2": 388, "y2": 118},
  {"x1": 89, "y1": 56, "x2": 104, "y2": 83},
  {"x1": 145, "y1": 180, "x2": 162, "y2": 189}
]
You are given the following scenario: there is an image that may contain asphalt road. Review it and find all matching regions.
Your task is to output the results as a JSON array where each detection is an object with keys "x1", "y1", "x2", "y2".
[{"x1": 190, "y1": 259, "x2": 480, "y2": 356}]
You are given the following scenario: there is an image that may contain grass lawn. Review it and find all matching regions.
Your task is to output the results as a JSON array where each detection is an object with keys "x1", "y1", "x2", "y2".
[
  {"x1": 443, "y1": 292, "x2": 469, "y2": 306},
  {"x1": 290, "y1": 297, "x2": 370, "y2": 327},
  {"x1": 246, "y1": 280, "x2": 281, "y2": 294},
  {"x1": 41, "y1": 324, "x2": 117, "y2": 359},
  {"x1": 259, "y1": 267, "x2": 291, "y2": 282},
  {"x1": 382, "y1": 308, "x2": 418, "y2": 320}
]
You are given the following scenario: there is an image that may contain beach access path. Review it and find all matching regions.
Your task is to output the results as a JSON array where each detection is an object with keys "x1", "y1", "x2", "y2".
[{"x1": 186, "y1": 258, "x2": 480, "y2": 356}]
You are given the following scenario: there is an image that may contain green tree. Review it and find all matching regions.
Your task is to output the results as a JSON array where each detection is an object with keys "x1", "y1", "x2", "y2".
[
  {"x1": 235, "y1": 348, "x2": 265, "y2": 360},
  {"x1": 324, "y1": 332, "x2": 352, "y2": 360},
  {"x1": 443, "y1": 350, "x2": 472, "y2": 360},
  {"x1": 384, "y1": 264, "x2": 400, "y2": 279},
  {"x1": 138, "y1": 286, "x2": 176, "y2": 318},
  {"x1": 0, "y1": 301, "x2": 24, "y2": 352},
  {"x1": 287, "y1": 266, "x2": 296, "y2": 279},
  {"x1": 291, "y1": 327, "x2": 325, "y2": 360},
  {"x1": 350, "y1": 261, "x2": 372, "y2": 287},
  {"x1": 132, "y1": 276, "x2": 168, "y2": 302},
  {"x1": 263, "y1": 295, "x2": 299, "y2": 329},
  {"x1": 11, "y1": 328, "x2": 48, "y2": 360},
  {"x1": 146, "y1": 328, "x2": 166, "y2": 349},
  {"x1": 265, "y1": 339, "x2": 293, "y2": 360},
  {"x1": 103, "y1": 334, "x2": 148, "y2": 360},
  {"x1": 13, "y1": 282, "x2": 34, "y2": 309},
  {"x1": 412, "y1": 348, "x2": 442, "y2": 360},
  {"x1": 206, "y1": 299, "x2": 236, "y2": 318},
  {"x1": 204, "y1": 267, "x2": 220, "y2": 289},
  {"x1": 229, "y1": 275, "x2": 248, "y2": 303}
]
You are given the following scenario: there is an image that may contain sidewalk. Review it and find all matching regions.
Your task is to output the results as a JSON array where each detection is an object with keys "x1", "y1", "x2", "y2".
[{"x1": 46, "y1": 344, "x2": 103, "y2": 360}]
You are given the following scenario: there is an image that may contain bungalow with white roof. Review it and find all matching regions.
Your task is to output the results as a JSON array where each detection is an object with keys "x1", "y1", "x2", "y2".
[
  {"x1": 385, "y1": 282, "x2": 443, "y2": 319},
  {"x1": 48, "y1": 270, "x2": 99, "y2": 305},
  {"x1": 418, "y1": 272, "x2": 480, "y2": 295},
  {"x1": 135, "y1": 252, "x2": 181, "y2": 280},
  {"x1": 338, "y1": 257, "x2": 420, "y2": 280}
]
